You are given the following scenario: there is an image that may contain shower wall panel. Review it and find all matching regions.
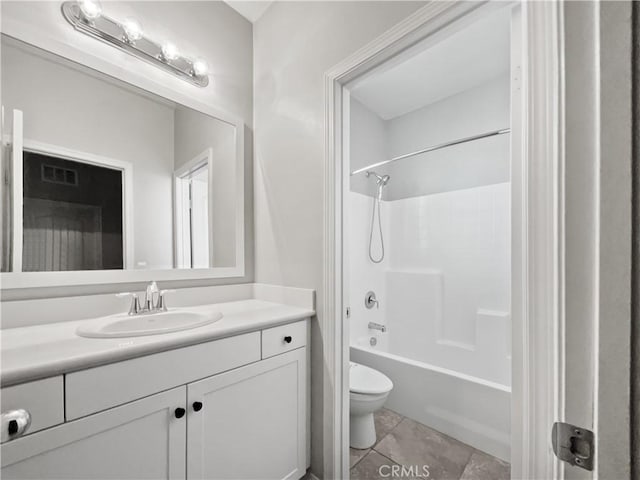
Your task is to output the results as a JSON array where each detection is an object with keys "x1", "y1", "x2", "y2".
[{"x1": 349, "y1": 181, "x2": 511, "y2": 386}]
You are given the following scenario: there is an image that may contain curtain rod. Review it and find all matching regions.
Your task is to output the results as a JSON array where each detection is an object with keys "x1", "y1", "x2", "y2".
[{"x1": 350, "y1": 128, "x2": 510, "y2": 176}]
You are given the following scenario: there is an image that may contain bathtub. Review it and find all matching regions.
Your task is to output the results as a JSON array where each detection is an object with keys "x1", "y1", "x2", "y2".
[{"x1": 351, "y1": 337, "x2": 511, "y2": 461}]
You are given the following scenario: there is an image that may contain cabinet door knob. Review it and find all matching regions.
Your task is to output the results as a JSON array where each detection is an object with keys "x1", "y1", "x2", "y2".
[
  {"x1": 193, "y1": 401, "x2": 203, "y2": 412},
  {"x1": 284, "y1": 336, "x2": 292, "y2": 344},
  {"x1": 1, "y1": 409, "x2": 31, "y2": 442},
  {"x1": 174, "y1": 407, "x2": 186, "y2": 419}
]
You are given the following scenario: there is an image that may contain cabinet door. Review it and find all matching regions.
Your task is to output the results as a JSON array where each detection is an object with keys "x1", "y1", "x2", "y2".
[
  {"x1": 187, "y1": 348, "x2": 307, "y2": 480},
  {"x1": 1, "y1": 386, "x2": 186, "y2": 480}
]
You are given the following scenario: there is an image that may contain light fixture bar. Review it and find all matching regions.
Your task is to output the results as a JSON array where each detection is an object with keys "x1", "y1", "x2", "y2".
[{"x1": 61, "y1": 1, "x2": 209, "y2": 87}]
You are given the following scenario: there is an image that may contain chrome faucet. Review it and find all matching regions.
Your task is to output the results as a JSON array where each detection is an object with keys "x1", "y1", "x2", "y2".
[
  {"x1": 143, "y1": 281, "x2": 159, "y2": 312},
  {"x1": 117, "y1": 282, "x2": 175, "y2": 315},
  {"x1": 368, "y1": 322, "x2": 387, "y2": 333}
]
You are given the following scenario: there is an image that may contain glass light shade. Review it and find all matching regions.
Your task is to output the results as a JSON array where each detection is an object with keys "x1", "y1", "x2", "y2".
[
  {"x1": 78, "y1": 0, "x2": 102, "y2": 19},
  {"x1": 192, "y1": 58, "x2": 209, "y2": 77},
  {"x1": 161, "y1": 42, "x2": 180, "y2": 61},
  {"x1": 122, "y1": 18, "x2": 143, "y2": 42}
]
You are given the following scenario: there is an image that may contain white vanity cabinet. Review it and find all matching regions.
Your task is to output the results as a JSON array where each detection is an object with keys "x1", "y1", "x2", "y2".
[
  {"x1": 1, "y1": 387, "x2": 187, "y2": 480},
  {"x1": 187, "y1": 348, "x2": 307, "y2": 480},
  {"x1": 1, "y1": 319, "x2": 309, "y2": 480}
]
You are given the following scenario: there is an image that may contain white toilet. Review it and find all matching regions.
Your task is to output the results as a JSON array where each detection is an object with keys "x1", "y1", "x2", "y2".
[{"x1": 349, "y1": 362, "x2": 394, "y2": 449}]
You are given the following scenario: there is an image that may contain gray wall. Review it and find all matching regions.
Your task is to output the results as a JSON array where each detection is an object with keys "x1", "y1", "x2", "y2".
[
  {"x1": 350, "y1": 75, "x2": 510, "y2": 201},
  {"x1": 349, "y1": 98, "x2": 388, "y2": 198},
  {"x1": 385, "y1": 75, "x2": 509, "y2": 200},
  {"x1": 253, "y1": 2, "x2": 425, "y2": 476},
  {"x1": 0, "y1": 0, "x2": 254, "y2": 299}
]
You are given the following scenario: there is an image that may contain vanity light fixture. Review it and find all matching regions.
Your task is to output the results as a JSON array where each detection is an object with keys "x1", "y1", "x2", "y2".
[
  {"x1": 122, "y1": 17, "x2": 143, "y2": 43},
  {"x1": 61, "y1": 0, "x2": 210, "y2": 87},
  {"x1": 161, "y1": 42, "x2": 180, "y2": 61},
  {"x1": 192, "y1": 58, "x2": 209, "y2": 77},
  {"x1": 77, "y1": 0, "x2": 102, "y2": 20}
]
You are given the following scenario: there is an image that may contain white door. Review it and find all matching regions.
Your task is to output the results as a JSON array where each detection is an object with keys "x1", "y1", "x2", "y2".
[
  {"x1": 1, "y1": 387, "x2": 187, "y2": 480},
  {"x1": 187, "y1": 348, "x2": 307, "y2": 480}
]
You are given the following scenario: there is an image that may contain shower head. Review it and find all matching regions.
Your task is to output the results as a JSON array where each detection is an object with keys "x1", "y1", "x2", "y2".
[
  {"x1": 365, "y1": 171, "x2": 390, "y2": 186},
  {"x1": 376, "y1": 174, "x2": 390, "y2": 186},
  {"x1": 366, "y1": 171, "x2": 390, "y2": 201},
  {"x1": 365, "y1": 171, "x2": 388, "y2": 263}
]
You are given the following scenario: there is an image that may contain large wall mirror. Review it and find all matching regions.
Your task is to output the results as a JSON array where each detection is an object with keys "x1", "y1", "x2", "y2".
[{"x1": 0, "y1": 35, "x2": 245, "y2": 288}]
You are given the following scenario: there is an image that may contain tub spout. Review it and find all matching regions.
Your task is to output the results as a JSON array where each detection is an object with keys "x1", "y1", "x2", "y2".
[{"x1": 368, "y1": 322, "x2": 387, "y2": 333}]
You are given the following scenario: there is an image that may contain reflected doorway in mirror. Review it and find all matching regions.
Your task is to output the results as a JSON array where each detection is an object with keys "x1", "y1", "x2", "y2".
[
  {"x1": 174, "y1": 148, "x2": 213, "y2": 269},
  {"x1": 4, "y1": 138, "x2": 135, "y2": 272}
]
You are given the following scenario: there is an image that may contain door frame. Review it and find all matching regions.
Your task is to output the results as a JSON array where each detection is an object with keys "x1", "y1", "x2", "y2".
[
  {"x1": 15, "y1": 138, "x2": 135, "y2": 270},
  {"x1": 322, "y1": 1, "x2": 565, "y2": 478},
  {"x1": 173, "y1": 147, "x2": 214, "y2": 269}
]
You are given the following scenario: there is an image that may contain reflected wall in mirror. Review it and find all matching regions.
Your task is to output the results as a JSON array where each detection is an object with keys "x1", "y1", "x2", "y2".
[{"x1": 1, "y1": 35, "x2": 239, "y2": 272}]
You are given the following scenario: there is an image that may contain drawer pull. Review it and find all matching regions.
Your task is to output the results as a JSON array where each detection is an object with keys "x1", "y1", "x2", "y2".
[
  {"x1": 1, "y1": 409, "x2": 31, "y2": 442},
  {"x1": 174, "y1": 407, "x2": 186, "y2": 419},
  {"x1": 193, "y1": 401, "x2": 203, "y2": 412},
  {"x1": 284, "y1": 336, "x2": 292, "y2": 344}
]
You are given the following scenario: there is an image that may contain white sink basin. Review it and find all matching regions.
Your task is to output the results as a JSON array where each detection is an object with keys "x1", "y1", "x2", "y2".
[{"x1": 76, "y1": 310, "x2": 223, "y2": 338}]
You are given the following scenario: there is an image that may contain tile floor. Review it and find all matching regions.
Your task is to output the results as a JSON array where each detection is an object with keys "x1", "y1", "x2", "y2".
[{"x1": 350, "y1": 409, "x2": 510, "y2": 480}]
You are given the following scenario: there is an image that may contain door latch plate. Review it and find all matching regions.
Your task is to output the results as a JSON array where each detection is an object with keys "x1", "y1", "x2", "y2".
[{"x1": 552, "y1": 422, "x2": 594, "y2": 471}]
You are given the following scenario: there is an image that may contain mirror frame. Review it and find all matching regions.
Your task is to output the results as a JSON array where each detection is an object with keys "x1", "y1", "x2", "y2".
[{"x1": 0, "y1": 23, "x2": 246, "y2": 289}]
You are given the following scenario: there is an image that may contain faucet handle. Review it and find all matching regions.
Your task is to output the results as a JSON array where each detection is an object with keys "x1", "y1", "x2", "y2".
[
  {"x1": 116, "y1": 292, "x2": 141, "y2": 315},
  {"x1": 156, "y1": 289, "x2": 175, "y2": 312},
  {"x1": 365, "y1": 291, "x2": 379, "y2": 309}
]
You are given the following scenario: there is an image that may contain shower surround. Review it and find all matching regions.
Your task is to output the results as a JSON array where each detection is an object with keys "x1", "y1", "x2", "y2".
[{"x1": 348, "y1": 181, "x2": 511, "y2": 460}]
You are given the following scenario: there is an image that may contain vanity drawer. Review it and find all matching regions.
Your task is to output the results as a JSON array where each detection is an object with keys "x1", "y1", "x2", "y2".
[
  {"x1": 261, "y1": 320, "x2": 308, "y2": 359},
  {"x1": 1, "y1": 377, "x2": 64, "y2": 442},
  {"x1": 65, "y1": 332, "x2": 260, "y2": 420}
]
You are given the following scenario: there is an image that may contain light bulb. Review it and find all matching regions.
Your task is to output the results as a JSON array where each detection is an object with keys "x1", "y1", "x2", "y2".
[
  {"x1": 78, "y1": 0, "x2": 102, "y2": 20},
  {"x1": 192, "y1": 58, "x2": 209, "y2": 77},
  {"x1": 122, "y1": 18, "x2": 143, "y2": 42},
  {"x1": 161, "y1": 42, "x2": 179, "y2": 61}
]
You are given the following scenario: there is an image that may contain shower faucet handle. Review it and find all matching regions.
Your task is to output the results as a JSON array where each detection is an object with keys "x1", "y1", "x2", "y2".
[{"x1": 365, "y1": 291, "x2": 379, "y2": 309}]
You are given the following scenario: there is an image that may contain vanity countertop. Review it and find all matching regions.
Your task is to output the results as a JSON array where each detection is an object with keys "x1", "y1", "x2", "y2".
[{"x1": 0, "y1": 299, "x2": 314, "y2": 387}]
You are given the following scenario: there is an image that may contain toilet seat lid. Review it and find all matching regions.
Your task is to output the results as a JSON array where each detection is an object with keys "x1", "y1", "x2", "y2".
[{"x1": 350, "y1": 362, "x2": 393, "y2": 395}]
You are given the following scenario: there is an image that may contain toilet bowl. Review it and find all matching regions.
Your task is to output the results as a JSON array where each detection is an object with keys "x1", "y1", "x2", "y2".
[{"x1": 349, "y1": 362, "x2": 393, "y2": 449}]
